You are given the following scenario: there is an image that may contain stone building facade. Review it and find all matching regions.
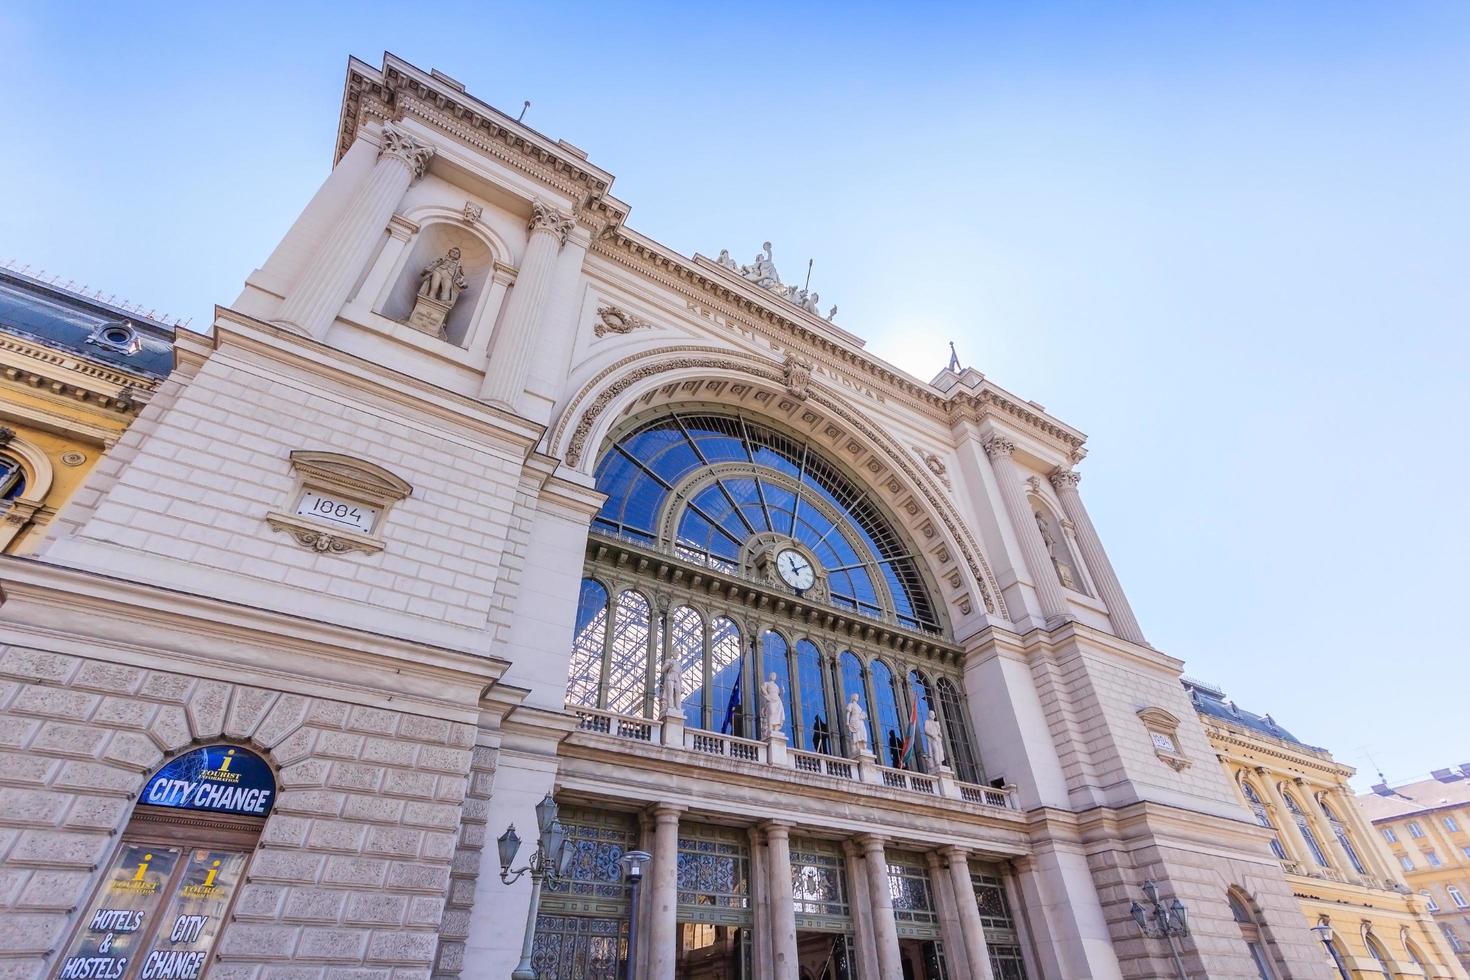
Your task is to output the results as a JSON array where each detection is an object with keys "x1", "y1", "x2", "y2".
[
  {"x1": 0, "y1": 52, "x2": 1364, "y2": 979},
  {"x1": 1188, "y1": 680, "x2": 1466, "y2": 979},
  {"x1": 1358, "y1": 770, "x2": 1470, "y2": 974},
  {"x1": 0, "y1": 267, "x2": 174, "y2": 553}
]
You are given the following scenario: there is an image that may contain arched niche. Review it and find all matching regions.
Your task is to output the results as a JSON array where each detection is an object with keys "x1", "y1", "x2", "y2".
[
  {"x1": 380, "y1": 220, "x2": 494, "y2": 347},
  {"x1": 1028, "y1": 493, "x2": 1088, "y2": 596}
]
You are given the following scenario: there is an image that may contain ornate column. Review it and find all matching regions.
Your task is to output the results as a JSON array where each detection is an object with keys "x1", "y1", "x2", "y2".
[
  {"x1": 1049, "y1": 469, "x2": 1147, "y2": 644},
  {"x1": 841, "y1": 839, "x2": 880, "y2": 980},
  {"x1": 983, "y1": 437, "x2": 1070, "y2": 624},
  {"x1": 275, "y1": 122, "x2": 434, "y2": 341},
  {"x1": 859, "y1": 835, "x2": 903, "y2": 979},
  {"x1": 763, "y1": 822, "x2": 799, "y2": 979},
  {"x1": 649, "y1": 804, "x2": 683, "y2": 980},
  {"x1": 478, "y1": 198, "x2": 573, "y2": 408},
  {"x1": 1255, "y1": 768, "x2": 1311, "y2": 868},
  {"x1": 943, "y1": 847, "x2": 997, "y2": 980},
  {"x1": 926, "y1": 851, "x2": 971, "y2": 978}
]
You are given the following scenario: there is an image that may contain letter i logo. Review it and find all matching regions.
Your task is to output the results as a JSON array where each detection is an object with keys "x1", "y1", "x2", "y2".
[
  {"x1": 203, "y1": 860, "x2": 221, "y2": 888},
  {"x1": 134, "y1": 853, "x2": 153, "y2": 880},
  {"x1": 217, "y1": 749, "x2": 235, "y2": 772}
]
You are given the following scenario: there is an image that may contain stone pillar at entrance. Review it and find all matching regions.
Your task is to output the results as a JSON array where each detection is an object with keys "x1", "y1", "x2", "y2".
[
  {"x1": 927, "y1": 851, "x2": 971, "y2": 978},
  {"x1": 984, "y1": 437, "x2": 1070, "y2": 624},
  {"x1": 274, "y1": 122, "x2": 434, "y2": 340},
  {"x1": 841, "y1": 839, "x2": 880, "y2": 980},
  {"x1": 649, "y1": 804, "x2": 683, "y2": 980},
  {"x1": 943, "y1": 846, "x2": 997, "y2": 980},
  {"x1": 859, "y1": 835, "x2": 904, "y2": 979},
  {"x1": 750, "y1": 826, "x2": 773, "y2": 980},
  {"x1": 764, "y1": 822, "x2": 799, "y2": 979},
  {"x1": 1049, "y1": 469, "x2": 1147, "y2": 645}
]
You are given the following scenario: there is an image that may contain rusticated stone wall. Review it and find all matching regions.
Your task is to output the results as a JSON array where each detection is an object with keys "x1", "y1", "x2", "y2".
[{"x1": 0, "y1": 646, "x2": 477, "y2": 980}]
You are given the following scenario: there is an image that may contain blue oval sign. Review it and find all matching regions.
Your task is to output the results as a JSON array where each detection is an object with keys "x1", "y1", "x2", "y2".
[{"x1": 139, "y1": 745, "x2": 275, "y2": 818}]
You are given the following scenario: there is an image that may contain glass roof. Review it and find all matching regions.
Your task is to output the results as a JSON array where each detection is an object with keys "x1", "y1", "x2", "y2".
[{"x1": 592, "y1": 412, "x2": 940, "y2": 632}]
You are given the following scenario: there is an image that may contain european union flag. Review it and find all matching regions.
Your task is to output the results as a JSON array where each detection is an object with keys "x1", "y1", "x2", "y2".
[{"x1": 721, "y1": 648, "x2": 745, "y2": 735}]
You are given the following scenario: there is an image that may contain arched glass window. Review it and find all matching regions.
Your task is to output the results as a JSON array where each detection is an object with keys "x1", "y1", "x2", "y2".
[
  {"x1": 1240, "y1": 780, "x2": 1288, "y2": 861},
  {"x1": 908, "y1": 669, "x2": 936, "y2": 772},
  {"x1": 606, "y1": 591, "x2": 652, "y2": 717},
  {"x1": 1228, "y1": 891, "x2": 1276, "y2": 980},
  {"x1": 670, "y1": 606, "x2": 704, "y2": 724},
  {"x1": 935, "y1": 678, "x2": 982, "y2": 784},
  {"x1": 870, "y1": 660, "x2": 903, "y2": 768},
  {"x1": 760, "y1": 630, "x2": 793, "y2": 741},
  {"x1": 591, "y1": 413, "x2": 941, "y2": 632},
  {"x1": 1283, "y1": 791, "x2": 1331, "y2": 868},
  {"x1": 838, "y1": 651, "x2": 875, "y2": 753},
  {"x1": 793, "y1": 639, "x2": 831, "y2": 754},
  {"x1": 0, "y1": 454, "x2": 25, "y2": 500},
  {"x1": 1364, "y1": 932, "x2": 1393, "y2": 979},
  {"x1": 567, "y1": 578, "x2": 609, "y2": 709},
  {"x1": 709, "y1": 618, "x2": 744, "y2": 735},
  {"x1": 1320, "y1": 800, "x2": 1366, "y2": 874}
]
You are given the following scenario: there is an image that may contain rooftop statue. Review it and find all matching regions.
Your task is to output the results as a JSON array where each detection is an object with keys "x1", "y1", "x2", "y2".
[
  {"x1": 712, "y1": 241, "x2": 837, "y2": 322},
  {"x1": 741, "y1": 242, "x2": 781, "y2": 290}
]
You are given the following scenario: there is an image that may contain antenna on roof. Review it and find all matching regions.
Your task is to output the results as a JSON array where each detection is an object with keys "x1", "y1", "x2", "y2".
[
  {"x1": 516, "y1": 100, "x2": 530, "y2": 123},
  {"x1": 948, "y1": 341, "x2": 961, "y2": 373}
]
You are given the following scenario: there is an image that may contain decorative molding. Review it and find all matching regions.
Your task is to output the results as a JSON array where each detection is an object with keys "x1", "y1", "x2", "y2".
[
  {"x1": 912, "y1": 446, "x2": 952, "y2": 490},
  {"x1": 983, "y1": 437, "x2": 1015, "y2": 460},
  {"x1": 529, "y1": 197, "x2": 576, "y2": 244},
  {"x1": 783, "y1": 353, "x2": 813, "y2": 400},
  {"x1": 379, "y1": 121, "x2": 435, "y2": 179},
  {"x1": 461, "y1": 200, "x2": 483, "y2": 224},
  {"x1": 60, "y1": 451, "x2": 86, "y2": 467},
  {"x1": 1050, "y1": 468, "x2": 1082, "y2": 491},
  {"x1": 594, "y1": 305, "x2": 652, "y2": 338},
  {"x1": 288, "y1": 450, "x2": 414, "y2": 503},
  {"x1": 1138, "y1": 706, "x2": 1192, "y2": 772},
  {"x1": 265, "y1": 451, "x2": 413, "y2": 557},
  {"x1": 264, "y1": 513, "x2": 384, "y2": 555}
]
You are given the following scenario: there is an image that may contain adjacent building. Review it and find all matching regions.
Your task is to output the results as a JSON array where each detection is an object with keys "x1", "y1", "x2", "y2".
[
  {"x1": 1188, "y1": 679, "x2": 1466, "y2": 979},
  {"x1": 0, "y1": 52, "x2": 1393, "y2": 979},
  {"x1": 1359, "y1": 770, "x2": 1470, "y2": 974},
  {"x1": 0, "y1": 267, "x2": 174, "y2": 552}
]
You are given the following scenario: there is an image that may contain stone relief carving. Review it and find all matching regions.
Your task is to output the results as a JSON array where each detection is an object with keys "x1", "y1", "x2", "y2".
[
  {"x1": 529, "y1": 198, "x2": 575, "y2": 243},
  {"x1": 461, "y1": 201, "x2": 482, "y2": 224},
  {"x1": 594, "y1": 305, "x2": 652, "y2": 337},
  {"x1": 379, "y1": 121, "x2": 435, "y2": 179},
  {"x1": 783, "y1": 354, "x2": 814, "y2": 400},
  {"x1": 408, "y1": 247, "x2": 470, "y2": 339},
  {"x1": 713, "y1": 241, "x2": 839, "y2": 322},
  {"x1": 265, "y1": 516, "x2": 375, "y2": 556},
  {"x1": 912, "y1": 446, "x2": 952, "y2": 490}
]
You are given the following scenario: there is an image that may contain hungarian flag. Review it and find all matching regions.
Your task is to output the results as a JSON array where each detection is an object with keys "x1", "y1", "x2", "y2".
[
  {"x1": 898, "y1": 689, "x2": 920, "y2": 769},
  {"x1": 720, "y1": 641, "x2": 747, "y2": 735}
]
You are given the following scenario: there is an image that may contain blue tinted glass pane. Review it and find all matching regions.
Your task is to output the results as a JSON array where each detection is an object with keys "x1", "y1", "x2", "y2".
[
  {"x1": 622, "y1": 424, "x2": 702, "y2": 483},
  {"x1": 709, "y1": 618, "x2": 745, "y2": 736},
  {"x1": 871, "y1": 660, "x2": 904, "y2": 767},
  {"x1": 908, "y1": 670, "x2": 934, "y2": 768},
  {"x1": 839, "y1": 652, "x2": 876, "y2": 750},
  {"x1": 566, "y1": 579, "x2": 608, "y2": 708},
  {"x1": 677, "y1": 509, "x2": 741, "y2": 561},
  {"x1": 794, "y1": 640, "x2": 829, "y2": 753},
  {"x1": 690, "y1": 485, "x2": 750, "y2": 542},
  {"x1": 760, "y1": 631, "x2": 793, "y2": 742}
]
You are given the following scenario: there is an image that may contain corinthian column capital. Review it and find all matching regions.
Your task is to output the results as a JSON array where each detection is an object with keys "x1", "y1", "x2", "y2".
[
  {"x1": 378, "y1": 122, "x2": 435, "y2": 180},
  {"x1": 983, "y1": 437, "x2": 1016, "y2": 460},
  {"x1": 529, "y1": 198, "x2": 576, "y2": 244},
  {"x1": 1050, "y1": 468, "x2": 1082, "y2": 491}
]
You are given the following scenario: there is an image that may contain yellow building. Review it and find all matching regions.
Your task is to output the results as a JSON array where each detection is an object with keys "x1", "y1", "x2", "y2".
[
  {"x1": 0, "y1": 267, "x2": 174, "y2": 553},
  {"x1": 1359, "y1": 771, "x2": 1470, "y2": 975},
  {"x1": 1186, "y1": 679, "x2": 1466, "y2": 979}
]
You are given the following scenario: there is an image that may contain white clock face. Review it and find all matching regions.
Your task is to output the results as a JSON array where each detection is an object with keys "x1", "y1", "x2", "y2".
[{"x1": 775, "y1": 548, "x2": 816, "y2": 591}]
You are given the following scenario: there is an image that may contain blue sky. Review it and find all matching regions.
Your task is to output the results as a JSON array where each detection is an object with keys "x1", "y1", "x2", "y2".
[{"x1": 3, "y1": 2, "x2": 1466, "y2": 789}]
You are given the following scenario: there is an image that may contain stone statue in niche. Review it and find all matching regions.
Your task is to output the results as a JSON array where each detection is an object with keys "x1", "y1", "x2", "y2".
[
  {"x1": 407, "y1": 247, "x2": 470, "y2": 339},
  {"x1": 760, "y1": 672, "x2": 786, "y2": 739},
  {"x1": 923, "y1": 710, "x2": 946, "y2": 769},
  {"x1": 1035, "y1": 511, "x2": 1078, "y2": 590},
  {"x1": 845, "y1": 694, "x2": 869, "y2": 754}
]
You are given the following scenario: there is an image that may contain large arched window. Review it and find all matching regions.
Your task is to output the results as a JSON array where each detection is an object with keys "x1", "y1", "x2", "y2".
[
  {"x1": 670, "y1": 606, "x2": 705, "y2": 723},
  {"x1": 567, "y1": 582, "x2": 655, "y2": 718},
  {"x1": 1282, "y1": 790, "x2": 1331, "y2": 868},
  {"x1": 935, "y1": 677, "x2": 982, "y2": 784},
  {"x1": 1240, "y1": 780, "x2": 1288, "y2": 861},
  {"x1": 760, "y1": 630, "x2": 793, "y2": 741},
  {"x1": 709, "y1": 617, "x2": 745, "y2": 735},
  {"x1": 1319, "y1": 798, "x2": 1366, "y2": 874},
  {"x1": 568, "y1": 578, "x2": 610, "y2": 709},
  {"x1": 1363, "y1": 930, "x2": 1394, "y2": 979},
  {"x1": 591, "y1": 413, "x2": 941, "y2": 632},
  {"x1": 792, "y1": 639, "x2": 832, "y2": 754},
  {"x1": 0, "y1": 453, "x2": 25, "y2": 500},
  {"x1": 1228, "y1": 889, "x2": 1277, "y2": 980},
  {"x1": 838, "y1": 651, "x2": 876, "y2": 752},
  {"x1": 908, "y1": 669, "x2": 936, "y2": 771},
  {"x1": 870, "y1": 660, "x2": 904, "y2": 768}
]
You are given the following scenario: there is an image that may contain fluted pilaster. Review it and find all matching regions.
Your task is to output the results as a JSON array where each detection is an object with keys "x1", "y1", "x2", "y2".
[
  {"x1": 1050, "y1": 468, "x2": 1147, "y2": 644},
  {"x1": 859, "y1": 835, "x2": 903, "y2": 979},
  {"x1": 275, "y1": 122, "x2": 434, "y2": 340},
  {"x1": 478, "y1": 198, "x2": 574, "y2": 408},
  {"x1": 648, "y1": 804, "x2": 682, "y2": 980},
  {"x1": 943, "y1": 846, "x2": 997, "y2": 980},
  {"x1": 764, "y1": 822, "x2": 799, "y2": 979},
  {"x1": 985, "y1": 437, "x2": 1070, "y2": 623}
]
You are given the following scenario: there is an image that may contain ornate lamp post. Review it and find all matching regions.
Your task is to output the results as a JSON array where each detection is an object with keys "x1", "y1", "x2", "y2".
[
  {"x1": 618, "y1": 849, "x2": 652, "y2": 980},
  {"x1": 498, "y1": 793, "x2": 573, "y2": 980},
  {"x1": 1312, "y1": 922, "x2": 1352, "y2": 980},
  {"x1": 1129, "y1": 879, "x2": 1190, "y2": 980}
]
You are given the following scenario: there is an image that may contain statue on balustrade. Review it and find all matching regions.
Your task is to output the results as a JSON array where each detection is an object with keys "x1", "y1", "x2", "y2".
[
  {"x1": 760, "y1": 672, "x2": 786, "y2": 739},
  {"x1": 659, "y1": 655, "x2": 681, "y2": 717},
  {"x1": 845, "y1": 694, "x2": 869, "y2": 755},
  {"x1": 923, "y1": 710, "x2": 946, "y2": 769}
]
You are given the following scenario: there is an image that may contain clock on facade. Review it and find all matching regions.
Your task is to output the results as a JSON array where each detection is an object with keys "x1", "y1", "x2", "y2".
[{"x1": 775, "y1": 548, "x2": 816, "y2": 592}]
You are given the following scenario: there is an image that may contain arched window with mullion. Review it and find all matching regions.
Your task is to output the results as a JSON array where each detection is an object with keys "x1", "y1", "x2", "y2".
[
  {"x1": 907, "y1": 669, "x2": 937, "y2": 772},
  {"x1": 1240, "y1": 780, "x2": 1288, "y2": 861},
  {"x1": 935, "y1": 677, "x2": 982, "y2": 784},
  {"x1": 869, "y1": 659, "x2": 904, "y2": 769},
  {"x1": 1320, "y1": 799, "x2": 1367, "y2": 875},
  {"x1": 708, "y1": 617, "x2": 744, "y2": 736},
  {"x1": 669, "y1": 606, "x2": 705, "y2": 726},
  {"x1": 760, "y1": 630, "x2": 794, "y2": 742},
  {"x1": 567, "y1": 579, "x2": 609, "y2": 709},
  {"x1": 605, "y1": 591, "x2": 653, "y2": 717},
  {"x1": 838, "y1": 652, "x2": 876, "y2": 754},
  {"x1": 1282, "y1": 790, "x2": 1331, "y2": 868},
  {"x1": 792, "y1": 640, "x2": 833, "y2": 755}
]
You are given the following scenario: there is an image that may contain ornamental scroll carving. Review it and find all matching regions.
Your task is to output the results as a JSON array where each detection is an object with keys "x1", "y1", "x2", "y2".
[
  {"x1": 529, "y1": 198, "x2": 575, "y2": 244},
  {"x1": 594, "y1": 305, "x2": 652, "y2": 337},
  {"x1": 555, "y1": 347, "x2": 1008, "y2": 619},
  {"x1": 379, "y1": 122, "x2": 435, "y2": 179},
  {"x1": 913, "y1": 447, "x2": 952, "y2": 490},
  {"x1": 783, "y1": 354, "x2": 813, "y2": 400}
]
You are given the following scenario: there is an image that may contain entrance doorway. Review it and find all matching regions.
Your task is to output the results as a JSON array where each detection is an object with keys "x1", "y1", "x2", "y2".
[
  {"x1": 675, "y1": 923, "x2": 748, "y2": 979},
  {"x1": 898, "y1": 937, "x2": 948, "y2": 980},
  {"x1": 796, "y1": 931, "x2": 853, "y2": 979}
]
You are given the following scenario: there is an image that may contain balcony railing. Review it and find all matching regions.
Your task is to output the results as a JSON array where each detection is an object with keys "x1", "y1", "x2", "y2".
[{"x1": 568, "y1": 704, "x2": 1017, "y2": 811}]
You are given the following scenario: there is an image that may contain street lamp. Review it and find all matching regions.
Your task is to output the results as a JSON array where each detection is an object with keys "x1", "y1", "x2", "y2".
[
  {"x1": 1128, "y1": 879, "x2": 1190, "y2": 980},
  {"x1": 618, "y1": 850, "x2": 652, "y2": 980},
  {"x1": 497, "y1": 793, "x2": 574, "y2": 980},
  {"x1": 1312, "y1": 921, "x2": 1351, "y2": 980}
]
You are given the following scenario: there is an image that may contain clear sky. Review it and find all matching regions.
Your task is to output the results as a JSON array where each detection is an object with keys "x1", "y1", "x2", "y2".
[{"x1": 3, "y1": 2, "x2": 1466, "y2": 790}]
